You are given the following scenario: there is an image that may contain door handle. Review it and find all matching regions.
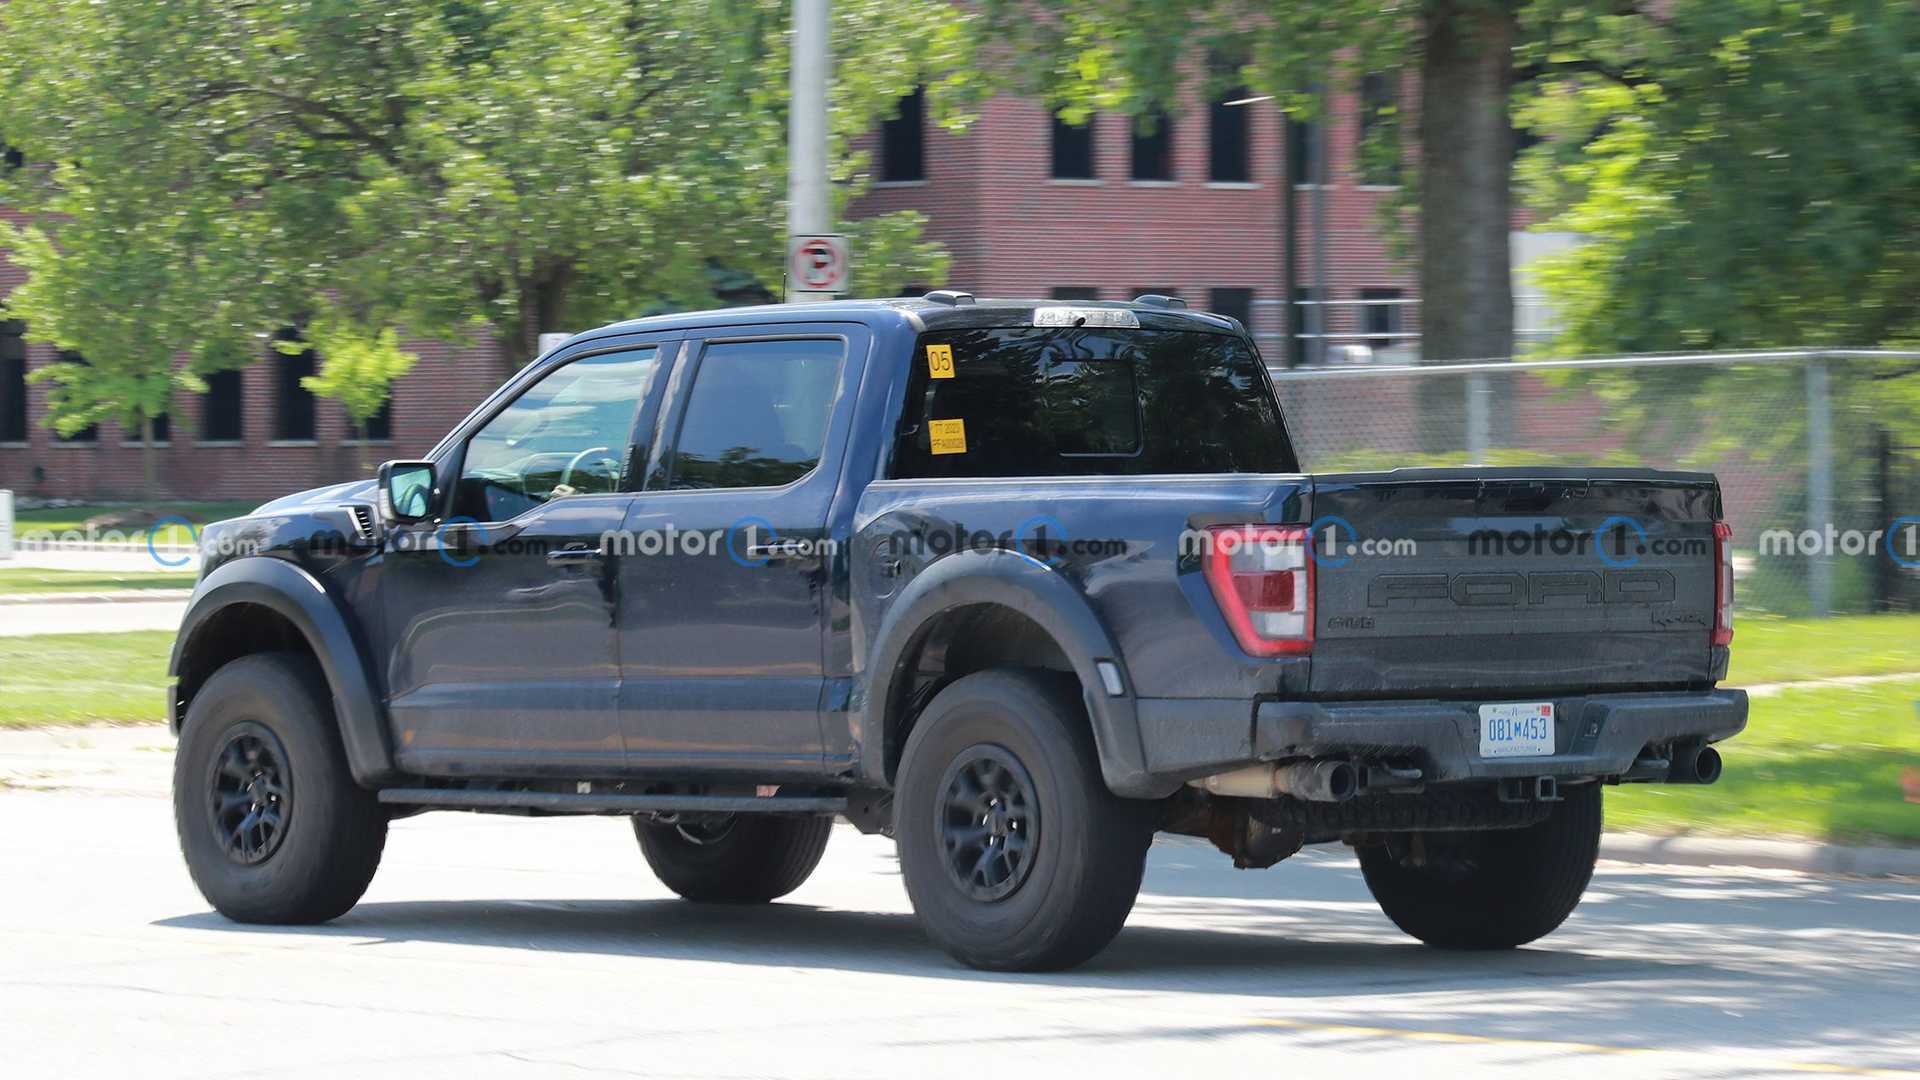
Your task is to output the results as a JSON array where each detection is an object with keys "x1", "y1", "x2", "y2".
[
  {"x1": 745, "y1": 541, "x2": 817, "y2": 563},
  {"x1": 546, "y1": 546, "x2": 607, "y2": 566}
]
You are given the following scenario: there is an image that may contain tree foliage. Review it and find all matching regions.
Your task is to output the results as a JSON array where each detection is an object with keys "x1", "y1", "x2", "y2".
[
  {"x1": 1523, "y1": 0, "x2": 1920, "y2": 356},
  {"x1": 0, "y1": 0, "x2": 961, "y2": 445}
]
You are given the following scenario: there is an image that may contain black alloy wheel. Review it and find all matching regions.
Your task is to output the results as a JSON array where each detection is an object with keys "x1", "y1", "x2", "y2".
[
  {"x1": 936, "y1": 745, "x2": 1040, "y2": 902},
  {"x1": 206, "y1": 722, "x2": 293, "y2": 865}
]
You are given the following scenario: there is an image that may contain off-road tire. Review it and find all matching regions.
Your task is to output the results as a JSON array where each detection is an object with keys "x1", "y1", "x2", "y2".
[
  {"x1": 173, "y1": 653, "x2": 387, "y2": 924},
  {"x1": 633, "y1": 813, "x2": 832, "y2": 903},
  {"x1": 894, "y1": 669, "x2": 1156, "y2": 972},
  {"x1": 1356, "y1": 781, "x2": 1602, "y2": 949}
]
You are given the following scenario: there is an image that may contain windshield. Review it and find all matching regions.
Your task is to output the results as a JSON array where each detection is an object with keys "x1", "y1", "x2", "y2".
[{"x1": 889, "y1": 325, "x2": 1298, "y2": 478}]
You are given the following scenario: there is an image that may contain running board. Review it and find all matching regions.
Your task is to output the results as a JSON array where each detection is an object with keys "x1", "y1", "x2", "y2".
[{"x1": 376, "y1": 788, "x2": 847, "y2": 815}]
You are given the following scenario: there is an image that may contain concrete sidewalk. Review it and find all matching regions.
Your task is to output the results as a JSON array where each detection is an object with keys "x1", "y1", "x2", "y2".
[{"x1": 0, "y1": 599, "x2": 188, "y2": 636}]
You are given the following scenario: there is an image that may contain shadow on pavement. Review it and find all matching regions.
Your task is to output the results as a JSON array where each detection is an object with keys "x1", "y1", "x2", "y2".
[{"x1": 156, "y1": 894, "x2": 1706, "y2": 991}]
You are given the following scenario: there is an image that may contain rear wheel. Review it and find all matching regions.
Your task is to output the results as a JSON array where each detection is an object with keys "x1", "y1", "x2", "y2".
[
  {"x1": 894, "y1": 670, "x2": 1155, "y2": 972},
  {"x1": 172, "y1": 653, "x2": 387, "y2": 924},
  {"x1": 633, "y1": 813, "x2": 832, "y2": 903},
  {"x1": 1357, "y1": 781, "x2": 1602, "y2": 949}
]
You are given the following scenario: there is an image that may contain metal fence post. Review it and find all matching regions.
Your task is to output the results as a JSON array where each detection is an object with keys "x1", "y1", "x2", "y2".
[
  {"x1": 0, "y1": 489, "x2": 12, "y2": 560},
  {"x1": 1806, "y1": 358, "x2": 1834, "y2": 616},
  {"x1": 1465, "y1": 373, "x2": 1490, "y2": 465}
]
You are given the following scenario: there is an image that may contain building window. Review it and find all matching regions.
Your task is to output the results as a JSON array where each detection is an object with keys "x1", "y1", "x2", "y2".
[
  {"x1": 138, "y1": 410, "x2": 171, "y2": 444},
  {"x1": 1051, "y1": 112, "x2": 1096, "y2": 180},
  {"x1": 364, "y1": 398, "x2": 393, "y2": 442},
  {"x1": 1209, "y1": 288, "x2": 1254, "y2": 330},
  {"x1": 1129, "y1": 112, "x2": 1172, "y2": 181},
  {"x1": 1362, "y1": 288, "x2": 1405, "y2": 351},
  {"x1": 1, "y1": 321, "x2": 26, "y2": 443},
  {"x1": 1050, "y1": 287, "x2": 1101, "y2": 301},
  {"x1": 201, "y1": 368, "x2": 244, "y2": 442},
  {"x1": 52, "y1": 352, "x2": 98, "y2": 442},
  {"x1": 879, "y1": 87, "x2": 925, "y2": 183},
  {"x1": 1287, "y1": 117, "x2": 1322, "y2": 186},
  {"x1": 1359, "y1": 73, "x2": 1400, "y2": 185},
  {"x1": 1208, "y1": 88, "x2": 1251, "y2": 183},
  {"x1": 274, "y1": 331, "x2": 318, "y2": 442}
]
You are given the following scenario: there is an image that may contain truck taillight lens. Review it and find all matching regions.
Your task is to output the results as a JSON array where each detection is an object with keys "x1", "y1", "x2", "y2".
[
  {"x1": 1712, "y1": 521, "x2": 1734, "y2": 646},
  {"x1": 1204, "y1": 525, "x2": 1313, "y2": 657}
]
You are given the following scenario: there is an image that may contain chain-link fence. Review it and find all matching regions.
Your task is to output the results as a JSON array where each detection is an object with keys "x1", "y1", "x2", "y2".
[{"x1": 1269, "y1": 350, "x2": 1920, "y2": 617}]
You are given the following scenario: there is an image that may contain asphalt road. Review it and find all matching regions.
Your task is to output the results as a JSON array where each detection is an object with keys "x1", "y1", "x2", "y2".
[{"x1": 2, "y1": 767, "x2": 1915, "y2": 1080}]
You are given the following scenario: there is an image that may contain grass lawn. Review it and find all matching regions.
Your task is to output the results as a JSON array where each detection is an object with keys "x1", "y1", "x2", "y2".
[
  {"x1": 1610, "y1": 676, "x2": 1920, "y2": 845},
  {"x1": 14, "y1": 500, "x2": 257, "y2": 546},
  {"x1": 0, "y1": 568, "x2": 198, "y2": 595},
  {"x1": 0, "y1": 631, "x2": 175, "y2": 727},
  {"x1": 1728, "y1": 613, "x2": 1920, "y2": 685},
  {"x1": 0, "y1": 616, "x2": 1913, "y2": 845}
]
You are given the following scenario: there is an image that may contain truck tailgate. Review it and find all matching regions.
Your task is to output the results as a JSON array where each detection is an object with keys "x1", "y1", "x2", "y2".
[{"x1": 1308, "y1": 468, "x2": 1723, "y2": 697}]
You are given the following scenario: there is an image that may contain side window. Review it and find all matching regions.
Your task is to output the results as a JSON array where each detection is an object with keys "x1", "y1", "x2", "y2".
[
  {"x1": 668, "y1": 338, "x2": 844, "y2": 490},
  {"x1": 456, "y1": 347, "x2": 658, "y2": 521}
]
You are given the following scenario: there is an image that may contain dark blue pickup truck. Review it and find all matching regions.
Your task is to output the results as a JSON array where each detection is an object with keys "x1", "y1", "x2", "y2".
[{"x1": 168, "y1": 293, "x2": 1747, "y2": 970}]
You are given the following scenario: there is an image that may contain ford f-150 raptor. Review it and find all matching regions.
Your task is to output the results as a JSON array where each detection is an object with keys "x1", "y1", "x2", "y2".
[{"x1": 169, "y1": 292, "x2": 1746, "y2": 971}]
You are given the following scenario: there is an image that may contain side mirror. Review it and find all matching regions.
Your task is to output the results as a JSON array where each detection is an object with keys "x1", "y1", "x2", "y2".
[{"x1": 378, "y1": 460, "x2": 436, "y2": 523}]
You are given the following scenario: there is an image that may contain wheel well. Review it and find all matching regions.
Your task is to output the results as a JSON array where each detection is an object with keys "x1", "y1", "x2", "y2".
[
  {"x1": 174, "y1": 603, "x2": 319, "y2": 729},
  {"x1": 884, "y1": 603, "x2": 1082, "y2": 783}
]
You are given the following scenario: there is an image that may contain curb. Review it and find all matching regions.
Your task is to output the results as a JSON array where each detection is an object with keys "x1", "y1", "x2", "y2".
[{"x1": 1600, "y1": 833, "x2": 1920, "y2": 877}]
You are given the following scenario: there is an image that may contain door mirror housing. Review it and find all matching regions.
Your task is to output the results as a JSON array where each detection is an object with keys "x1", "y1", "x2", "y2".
[{"x1": 379, "y1": 460, "x2": 437, "y2": 523}]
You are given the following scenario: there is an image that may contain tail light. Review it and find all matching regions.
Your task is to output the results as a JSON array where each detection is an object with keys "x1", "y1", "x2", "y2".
[
  {"x1": 1712, "y1": 521, "x2": 1734, "y2": 646},
  {"x1": 1203, "y1": 525, "x2": 1313, "y2": 656}
]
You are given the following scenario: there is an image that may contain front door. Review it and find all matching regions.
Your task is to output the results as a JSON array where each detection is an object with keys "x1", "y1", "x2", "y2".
[
  {"x1": 382, "y1": 341, "x2": 670, "y2": 776},
  {"x1": 616, "y1": 328, "x2": 865, "y2": 777}
]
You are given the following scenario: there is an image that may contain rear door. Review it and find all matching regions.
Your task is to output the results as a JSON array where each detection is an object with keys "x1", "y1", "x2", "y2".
[
  {"x1": 615, "y1": 325, "x2": 868, "y2": 777},
  {"x1": 1308, "y1": 469, "x2": 1722, "y2": 696}
]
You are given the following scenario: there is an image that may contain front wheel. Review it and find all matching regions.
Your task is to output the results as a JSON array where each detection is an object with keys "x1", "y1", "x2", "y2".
[
  {"x1": 894, "y1": 670, "x2": 1156, "y2": 972},
  {"x1": 172, "y1": 653, "x2": 388, "y2": 924},
  {"x1": 633, "y1": 813, "x2": 832, "y2": 903},
  {"x1": 1357, "y1": 781, "x2": 1602, "y2": 949}
]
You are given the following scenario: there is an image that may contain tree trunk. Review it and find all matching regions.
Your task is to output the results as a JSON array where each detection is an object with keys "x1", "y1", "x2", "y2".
[
  {"x1": 140, "y1": 414, "x2": 157, "y2": 504},
  {"x1": 355, "y1": 419, "x2": 369, "y2": 476},
  {"x1": 1417, "y1": 0, "x2": 1517, "y2": 448}
]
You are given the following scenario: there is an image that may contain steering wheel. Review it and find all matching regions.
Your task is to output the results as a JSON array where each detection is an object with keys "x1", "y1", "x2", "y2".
[{"x1": 558, "y1": 445, "x2": 614, "y2": 493}]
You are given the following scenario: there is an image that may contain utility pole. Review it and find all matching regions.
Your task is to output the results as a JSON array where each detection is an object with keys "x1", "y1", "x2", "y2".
[{"x1": 787, "y1": 0, "x2": 837, "y2": 300}]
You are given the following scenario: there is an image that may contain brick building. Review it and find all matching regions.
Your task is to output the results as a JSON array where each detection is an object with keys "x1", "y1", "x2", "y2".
[
  {"x1": 856, "y1": 76, "x2": 1419, "y2": 366},
  {"x1": 1, "y1": 78, "x2": 1411, "y2": 501}
]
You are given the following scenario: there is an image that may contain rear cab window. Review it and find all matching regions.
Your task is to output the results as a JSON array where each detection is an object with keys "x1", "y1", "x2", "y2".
[{"x1": 890, "y1": 312, "x2": 1298, "y2": 478}]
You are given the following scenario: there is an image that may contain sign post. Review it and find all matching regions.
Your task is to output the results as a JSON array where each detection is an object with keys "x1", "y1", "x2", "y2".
[
  {"x1": 787, "y1": 234, "x2": 849, "y2": 296},
  {"x1": 0, "y1": 489, "x2": 13, "y2": 561},
  {"x1": 787, "y1": 0, "x2": 841, "y2": 299}
]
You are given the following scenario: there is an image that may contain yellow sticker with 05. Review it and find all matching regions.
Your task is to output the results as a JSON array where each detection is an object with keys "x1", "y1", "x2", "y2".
[
  {"x1": 928, "y1": 418, "x2": 967, "y2": 455},
  {"x1": 926, "y1": 343, "x2": 956, "y2": 379}
]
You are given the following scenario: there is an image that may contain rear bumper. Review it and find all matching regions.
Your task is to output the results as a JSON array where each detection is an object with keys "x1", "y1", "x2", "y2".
[{"x1": 1131, "y1": 688, "x2": 1748, "y2": 787}]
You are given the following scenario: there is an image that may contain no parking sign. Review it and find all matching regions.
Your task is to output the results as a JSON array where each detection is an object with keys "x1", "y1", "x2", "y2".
[{"x1": 787, "y1": 233, "x2": 849, "y2": 295}]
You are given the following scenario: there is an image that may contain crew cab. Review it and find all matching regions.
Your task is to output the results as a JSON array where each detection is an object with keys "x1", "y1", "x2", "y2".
[{"x1": 168, "y1": 293, "x2": 1747, "y2": 970}]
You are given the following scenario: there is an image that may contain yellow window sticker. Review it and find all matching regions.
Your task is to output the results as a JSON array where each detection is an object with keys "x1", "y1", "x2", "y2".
[
  {"x1": 926, "y1": 343, "x2": 956, "y2": 380},
  {"x1": 928, "y1": 418, "x2": 968, "y2": 455}
]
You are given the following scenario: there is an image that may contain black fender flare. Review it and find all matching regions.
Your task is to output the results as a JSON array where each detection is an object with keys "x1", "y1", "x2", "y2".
[
  {"x1": 857, "y1": 549, "x2": 1171, "y2": 799},
  {"x1": 169, "y1": 558, "x2": 396, "y2": 786}
]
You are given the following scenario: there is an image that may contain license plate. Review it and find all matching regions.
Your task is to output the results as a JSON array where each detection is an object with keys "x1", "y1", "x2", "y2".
[{"x1": 1479, "y1": 702, "x2": 1556, "y2": 758}]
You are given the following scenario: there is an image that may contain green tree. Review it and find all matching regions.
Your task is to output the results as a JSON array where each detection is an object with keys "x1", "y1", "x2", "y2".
[
  {"x1": 1524, "y1": 0, "x2": 1920, "y2": 355},
  {"x1": 294, "y1": 311, "x2": 420, "y2": 473},
  {"x1": 1, "y1": 168, "x2": 264, "y2": 500},
  {"x1": 972, "y1": 1, "x2": 1708, "y2": 371},
  {"x1": 0, "y1": 0, "x2": 961, "y2": 443}
]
